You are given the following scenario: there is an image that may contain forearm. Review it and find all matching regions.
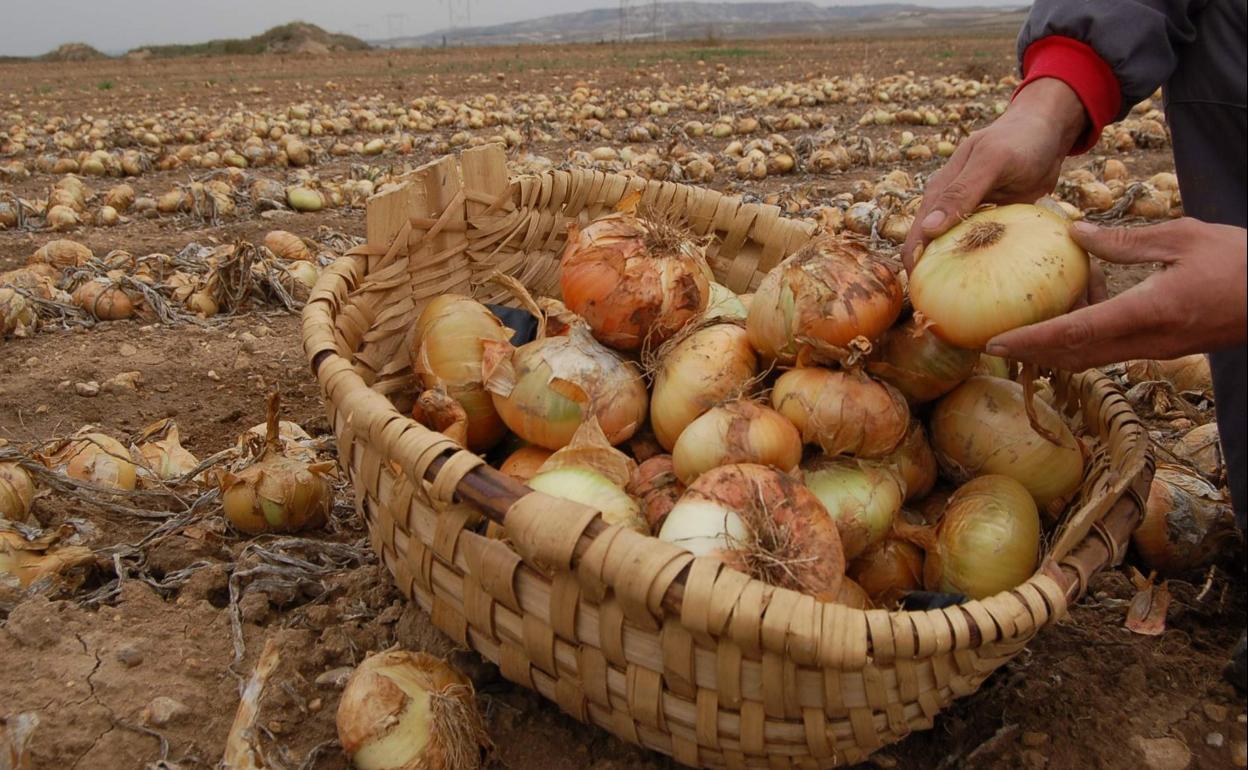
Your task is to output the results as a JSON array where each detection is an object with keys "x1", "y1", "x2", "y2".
[{"x1": 1006, "y1": 78, "x2": 1090, "y2": 156}]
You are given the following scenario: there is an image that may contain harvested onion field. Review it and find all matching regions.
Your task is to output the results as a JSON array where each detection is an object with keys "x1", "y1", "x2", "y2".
[{"x1": 1, "y1": 36, "x2": 1244, "y2": 770}]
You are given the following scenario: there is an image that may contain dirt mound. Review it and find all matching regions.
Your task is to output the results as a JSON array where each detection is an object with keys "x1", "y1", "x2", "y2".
[
  {"x1": 40, "y1": 43, "x2": 107, "y2": 62},
  {"x1": 126, "y1": 22, "x2": 368, "y2": 59}
]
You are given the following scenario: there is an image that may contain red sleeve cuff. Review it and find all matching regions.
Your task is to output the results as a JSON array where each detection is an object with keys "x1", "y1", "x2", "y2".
[{"x1": 1015, "y1": 36, "x2": 1122, "y2": 155}]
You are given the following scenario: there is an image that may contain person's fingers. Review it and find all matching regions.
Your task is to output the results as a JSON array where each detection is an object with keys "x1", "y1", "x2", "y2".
[
  {"x1": 1070, "y1": 221, "x2": 1178, "y2": 265},
  {"x1": 1087, "y1": 260, "x2": 1108, "y2": 305},
  {"x1": 916, "y1": 145, "x2": 1004, "y2": 240}
]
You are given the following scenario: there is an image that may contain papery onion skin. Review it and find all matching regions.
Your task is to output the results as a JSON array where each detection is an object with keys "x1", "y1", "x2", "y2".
[
  {"x1": 803, "y1": 457, "x2": 905, "y2": 560},
  {"x1": 931, "y1": 376, "x2": 1084, "y2": 515},
  {"x1": 1171, "y1": 423, "x2": 1223, "y2": 479},
  {"x1": 884, "y1": 422, "x2": 938, "y2": 502},
  {"x1": 1125, "y1": 355, "x2": 1212, "y2": 393},
  {"x1": 499, "y1": 446, "x2": 553, "y2": 481},
  {"x1": 704, "y1": 282, "x2": 748, "y2": 320},
  {"x1": 559, "y1": 212, "x2": 710, "y2": 351},
  {"x1": 830, "y1": 577, "x2": 872, "y2": 608},
  {"x1": 672, "y1": 400, "x2": 802, "y2": 484},
  {"x1": 747, "y1": 236, "x2": 903, "y2": 364},
  {"x1": 0, "y1": 462, "x2": 35, "y2": 522},
  {"x1": 221, "y1": 455, "x2": 332, "y2": 535},
  {"x1": 528, "y1": 467, "x2": 646, "y2": 533},
  {"x1": 772, "y1": 367, "x2": 909, "y2": 458},
  {"x1": 925, "y1": 475, "x2": 1040, "y2": 599},
  {"x1": 849, "y1": 537, "x2": 925, "y2": 608},
  {"x1": 1132, "y1": 464, "x2": 1238, "y2": 574},
  {"x1": 651, "y1": 321, "x2": 758, "y2": 450},
  {"x1": 413, "y1": 295, "x2": 513, "y2": 452},
  {"x1": 62, "y1": 433, "x2": 138, "y2": 491},
  {"x1": 910, "y1": 204, "x2": 1089, "y2": 349},
  {"x1": 628, "y1": 455, "x2": 684, "y2": 533},
  {"x1": 867, "y1": 315, "x2": 978, "y2": 403}
]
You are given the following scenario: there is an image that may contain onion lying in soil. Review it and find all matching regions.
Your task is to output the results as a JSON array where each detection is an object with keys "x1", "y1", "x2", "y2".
[
  {"x1": 917, "y1": 474, "x2": 1041, "y2": 599},
  {"x1": 1170, "y1": 423, "x2": 1223, "y2": 479},
  {"x1": 748, "y1": 235, "x2": 903, "y2": 364},
  {"x1": 1125, "y1": 355, "x2": 1212, "y2": 393},
  {"x1": 659, "y1": 464, "x2": 844, "y2": 598},
  {"x1": 909, "y1": 204, "x2": 1089, "y2": 349},
  {"x1": 72, "y1": 279, "x2": 134, "y2": 320},
  {"x1": 559, "y1": 206, "x2": 710, "y2": 351},
  {"x1": 337, "y1": 651, "x2": 488, "y2": 770},
  {"x1": 672, "y1": 399, "x2": 802, "y2": 484},
  {"x1": 30, "y1": 239, "x2": 92, "y2": 269},
  {"x1": 498, "y1": 446, "x2": 552, "y2": 482},
  {"x1": 649, "y1": 319, "x2": 758, "y2": 451},
  {"x1": 628, "y1": 455, "x2": 685, "y2": 532},
  {"x1": 131, "y1": 419, "x2": 200, "y2": 483},
  {"x1": 772, "y1": 367, "x2": 909, "y2": 458},
  {"x1": 1132, "y1": 464, "x2": 1239, "y2": 574},
  {"x1": 849, "y1": 536, "x2": 925, "y2": 608},
  {"x1": 413, "y1": 295, "x2": 514, "y2": 452},
  {"x1": 802, "y1": 457, "x2": 905, "y2": 560},
  {"x1": 0, "y1": 524, "x2": 95, "y2": 588},
  {"x1": 528, "y1": 418, "x2": 645, "y2": 532},
  {"x1": 867, "y1": 314, "x2": 979, "y2": 403},
  {"x1": 263, "y1": 230, "x2": 312, "y2": 261},
  {"x1": 931, "y1": 376, "x2": 1084, "y2": 516},
  {"x1": 0, "y1": 288, "x2": 37, "y2": 337},
  {"x1": 0, "y1": 462, "x2": 35, "y2": 522},
  {"x1": 48, "y1": 431, "x2": 138, "y2": 491}
]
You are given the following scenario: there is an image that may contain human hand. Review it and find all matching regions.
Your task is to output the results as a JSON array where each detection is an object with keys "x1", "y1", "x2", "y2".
[
  {"x1": 985, "y1": 218, "x2": 1248, "y2": 371},
  {"x1": 902, "y1": 79, "x2": 1088, "y2": 270}
]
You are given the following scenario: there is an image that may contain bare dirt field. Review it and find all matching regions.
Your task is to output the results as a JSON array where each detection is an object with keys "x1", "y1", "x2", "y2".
[{"x1": 1, "y1": 36, "x2": 1243, "y2": 770}]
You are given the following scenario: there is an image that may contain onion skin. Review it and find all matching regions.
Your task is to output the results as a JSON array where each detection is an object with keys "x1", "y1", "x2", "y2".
[
  {"x1": 559, "y1": 212, "x2": 710, "y2": 351},
  {"x1": 884, "y1": 421, "x2": 938, "y2": 502},
  {"x1": 1132, "y1": 464, "x2": 1238, "y2": 574},
  {"x1": 867, "y1": 316, "x2": 978, "y2": 403},
  {"x1": 747, "y1": 236, "x2": 903, "y2": 364},
  {"x1": 832, "y1": 577, "x2": 872, "y2": 609},
  {"x1": 628, "y1": 455, "x2": 685, "y2": 532},
  {"x1": 924, "y1": 475, "x2": 1040, "y2": 599},
  {"x1": 672, "y1": 400, "x2": 802, "y2": 484},
  {"x1": 0, "y1": 462, "x2": 35, "y2": 522},
  {"x1": 60, "y1": 433, "x2": 138, "y2": 491},
  {"x1": 499, "y1": 446, "x2": 552, "y2": 481},
  {"x1": 772, "y1": 367, "x2": 909, "y2": 458},
  {"x1": 931, "y1": 376, "x2": 1084, "y2": 515},
  {"x1": 413, "y1": 295, "x2": 513, "y2": 452},
  {"x1": 650, "y1": 321, "x2": 758, "y2": 450},
  {"x1": 221, "y1": 454, "x2": 332, "y2": 535},
  {"x1": 849, "y1": 537, "x2": 925, "y2": 608},
  {"x1": 1125, "y1": 355, "x2": 1212, "y2": 393},
  {"x1": 910, "y1": 204, "x2": 1089, "y2": 349},
  {"x1": 528, "y1": 467, "x2": 646, "y2": 533},
  {"x1": 1171, "y1": 423, "x2": 1223, "y2": 479},
  {"x1": 802, "y1": 458, "x2": 905, "y2": 560}
]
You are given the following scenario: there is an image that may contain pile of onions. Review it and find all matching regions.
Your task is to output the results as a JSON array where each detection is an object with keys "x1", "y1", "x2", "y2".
[
  {"x1": 412, "y1": 295, "x2": 514, "y2": 451},
  {"x1": 52, "y1": 432, "x2": 138, "y2": 491},
  {"x1": 909, "y1": 204, "x2": 1090, "y2": 349},
  {"x1": 885, "y1": 422, "x2": 938, "y2": 502},
  {"x1": 628, "y1": 455, "x2": 684, "y2": 531},
  {"x1": 337, "y1": 651, "x2": 487, "y2": 770},
  {"x1": 132, "y1": 419, "x2": 200, "y2": 482},
  {"x1": 527, "y1": 419, "x2": 646, "y2": 532},
  {"x1": 747, "y1": 236, "x2": 903, "y2": 364},
  {"x1": 483, "y1": 324, "x2": 647, "y2": 450},
  {"x1": 849, "y1": 537, "x2": 925, "y2": 607},
  {"x1": 559, "y1": 210, "x2": 710, "y2": 351},
  {"x1": 0, "y1": 462, "x2": 35, "y2": 522},
  {"x1": 772, "y1": 367, "x2": 909, "y2": 457},
  {"x1": 672, "y1": 400, "x2": 801, "y2": 484},
  {"x1": 498, "y1": 446, "x2": 552, "y2": 481},
  {"x1": 650, "y1": 320, "x2": 758, "y2": 450},
  {"x1": 919, "y1": 475, "x2": 1040, "y2": 599},
  {"x1": 1132, "y1": 464, "x2": 1238, "y2": 574},
  {"x1": 659, "y1": 464, "x2": 844, "y2": 598},
  {"x1": 931, "y1": 376, "x2": 1084, "y2": 515},
  {"x1": 802, "y1": 458, "x2": 904, "y2": 559},
  {"x1": 867, "y1": 315, "x2": 979, "y2": 403}
]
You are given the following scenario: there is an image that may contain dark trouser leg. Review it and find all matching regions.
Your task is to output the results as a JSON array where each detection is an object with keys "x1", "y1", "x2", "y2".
[{"x1": 1210, "y1": 346, "x2": 1247, "y2": 531}]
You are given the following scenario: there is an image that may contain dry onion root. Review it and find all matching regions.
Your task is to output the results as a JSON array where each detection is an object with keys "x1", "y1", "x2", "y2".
[
  {"x1": 1131, "y1": 464, "x2": 1239, "y2": 574},
  {"x1": 671, "y1": 399, "x2": 802, "y2": 484},
  {"x1": 337, "y1": 651, "x2": 488, "y2": 770},
  {"x1": 0, "y1": 462, "x2": 36, "y2": 522},
  {"x1": 771, "y1": 367, "x2": 910, "y2": 458}
]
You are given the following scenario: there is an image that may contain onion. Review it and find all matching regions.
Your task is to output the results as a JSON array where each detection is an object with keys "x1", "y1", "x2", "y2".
[
  {"x1": 867, "y1": 315, "x2": 978, "y2": 403},
  {"x1": 529, "y1": 468, "x2": 645, "y2": 532},
  {"x1": 931, "y1": 376, "x2": 1084, "y2": 515},
  {"x1": 802, "y1": 457, "x2": 905, "y2": 560},
  {"x1": 337, "y1": 651, "x2": 487, "y2": 770},
  {"x1": 973, "y1": 354, "x2": 1010, "y2": 379},
  {"x1": 884, "y1": 421, "x2": 938, "y2": 502},
  {"x1": 483, "y1": 324, "x2": 647, "y2": 450},
  {"x1": 1171, "y1": 423, "x2": 1223, "y2": 479},
  {"x1": 909, "y1": 204, "x2": 1089, "y2": 349},
  {"x1": 832, "y1": 577, "x2": 872, "y2": 608},
  {"x1": 650, "y1": 320, "x2": 758, "y2": 450},
  {"x1": 1, "y1": 288, "x2": 37, "y2": 337},
  {"x1": 0, "y1": 463, "x2": 35, "y2": 522},
  {"x1": 922, "y1": 475, "x2": 1040, "y2": 599},
  {"x1": 628, "y1": 455, "x2": 685, "y2": 532},
  {"x1": 72, "y1": 279, "x2": 134, "y2": 320},
  {"x1": 672, "y1": 399, "x2": 802, "y2": 484},
  {"x1": 413, "y1": 295, "x2": 514, "y2": 452},
  {"x1": 52, "y1": 432, "x2": 138, "y2": 491},
  {"x1": 849, "y1": 537, "x2": 925, "y2": 607},
  {"x1": 771, "y1": 367, "x2": 909, "y2": 458},
  {"x1": 264, "y1": 230, "x2": 312, "y2": 261},
  {"x1": 1125, "y1": 355, "x2": 1211, "y2": 393},
  {"x1": 411, "y1": 389, "x2": 469, "y2": 447},
  {"x1": 659, "y1": 464, "x2": 844, "y2": 597},
  {"x1": 747, "y1": 235, "x2": 903, "y2": 364},
  {"x1": 705, "y1": 282, "x2": 748, "y2": 320},
  {"x1": 499, "y1": 446, "x2": 552, "y2": 481},
  {"x1": 0, "y1": 526, "x2": 94, "y2": 588},
  {"x1": 132, "y1": 419, "x2": 199, "y2": 483},
  {"x1": 559, "y1": 210, "x2": 710, "y2": 351},
  {"x1": 1132, "y1": 464, "x2": 1238, "y2": 574}
]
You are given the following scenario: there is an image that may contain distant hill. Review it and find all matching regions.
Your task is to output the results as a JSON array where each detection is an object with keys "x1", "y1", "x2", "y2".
[
  {"x1": 375, "y1": 1, "x2": 1027, "y2": 47},
  {"x1": 126, "y1": 22, "x2": 369, "y2": 59},
  {"x1": 40, "y1": 42, "x2": 107, "y2": 61}
]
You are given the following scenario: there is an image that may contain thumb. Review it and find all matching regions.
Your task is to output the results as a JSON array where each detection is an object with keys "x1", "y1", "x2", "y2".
[{"x1": 1069, "y1": 221, "x2": 1175, "y2": 265}]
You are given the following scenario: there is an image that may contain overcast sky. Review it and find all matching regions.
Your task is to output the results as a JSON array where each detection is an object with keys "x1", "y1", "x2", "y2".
[{"x1": 2, "y1": 0, "x2": 1015, "y2": 57}]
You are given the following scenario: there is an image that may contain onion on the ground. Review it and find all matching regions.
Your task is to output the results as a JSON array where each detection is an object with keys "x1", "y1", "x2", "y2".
[{"x1": 1132, "y1": 463, "x2": 1238, "y2": 574}]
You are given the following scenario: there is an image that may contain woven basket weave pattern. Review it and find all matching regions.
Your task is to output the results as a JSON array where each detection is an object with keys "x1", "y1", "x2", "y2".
[{"x1": 302, "y1": 146, "x2": 1153, "y2": 769}]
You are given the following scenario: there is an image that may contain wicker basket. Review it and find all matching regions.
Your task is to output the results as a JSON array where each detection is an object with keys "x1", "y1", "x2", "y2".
[{"x1": 302, "y1": 146, "x2": 1153, "y2": 769}]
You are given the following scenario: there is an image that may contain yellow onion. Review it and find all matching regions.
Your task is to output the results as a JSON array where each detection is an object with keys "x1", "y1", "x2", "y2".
[
  {"x1": 1125, "y1": 355, "x2": 1211, "y2": 393},
  {"x1": 103, "y1": 184, "x2": 135, "y2": 212},
  {"x1": 30, "y1": 239, "x2": 92, "y2": 269},
  {"x1": 413, "y1": 295, "x2": 513, "y2": 452},
  {"x1": 922, "y1": 475, "x2": 1040, "y2": 599},
  {"x1": 264, "y1": 230, "x2": 312, "y2": 261},
  {"x1": 0, "y1": 463, "x2": 36, "y2": 522},
  {"x1": 0, "y1": 525, "x2": 95, "y2": 588},
  {"x1": 849, "y1": 537, "x2": 925, "y2": 608},
  {"x1": 1, "y1": 288, "x2": 37, "y2": 337},
  {"x1": 286, "y1": 186, "x2": 325, "y2": 212},
  {"x1": 884, "y1": 421, "x2": 938, "y2": 502},
  {"x1": 132, "y1": 419, "x2": 199, "y2": 482},
  {"x1": 910, "y1": 204, "x2": 1089, "y2": 348},
  {"x1": 931, "y1": 376, "x2": 1084, "y2": 515},
  {"x1": 498, "y1": 446, "x2": 552, "y2": 481},
  {"x1": 483, "y1": 324, "x2": 647, "y2": 450},
  {"x1": 47, "y1": 205, "x2": 80, "y2": 230},
  {"x1": 337, "y1": 651, "x2": 487, "y2": 770},
  {"x1": 628, "y1": 455, "x2": 684, "y2": 532},
  {"x1": 771, "y1": 367, "x2": 909, "y2": 458},
  {"x1": 672, "y1": 399, "x2": 802, "y2": 484},
  {"x1": 529, "y1": 468, "x2": 644, "y2": 532},
  {"x1": 650, "y1": 320, "x2": 758, "y2": 450},
  {"x1": 559, "y1": 210, "x2": 710, "y2": 351},
  {"x1": 704, "y1": 282, "x2": 748, "y2": 320},
  {"x1": 972, "y1": 353, "x2": 1010, "y2": 379},
  {"x1": 410, "y1": 389, "x2": 469, "y2": 447},
  {"x1": 802, "y1": 457, "x2": 905, "y2": 560},
  {"x1": 1132, "y1": 464, "x2": 1238, "y2": 574},
  {"x1": 1171, "y1": 423, "x2": 1223, "y2": 478},
  {"x1": 659, "y1": 463, "x2": 844, "y2": 597},
  {"x1": 187, "y1": 289, "x2": 218, "y2": 317},
  {"x1": 56, "y1": 432, "x2": 138, "y2": 491},
  {"x1": 832, "y1": 577, "x2": 872, "y2": 609},
  {"x1": 72, "y1": 279, "x2": 134, "y2": 320},
  {"x1": 915, "y1": 488, "x2": 953, "y2": 527},
  {"x1": 747, "y1": 236, "x2": 903, "y2": 364},
  {"x1": 867, "y1": 315, "x2": 978, "y2": 403}
]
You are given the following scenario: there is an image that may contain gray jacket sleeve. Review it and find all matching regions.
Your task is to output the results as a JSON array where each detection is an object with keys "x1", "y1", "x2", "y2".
[{"x1": 1019, "y1": 0, "x2": 1208, "y2": 120}]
